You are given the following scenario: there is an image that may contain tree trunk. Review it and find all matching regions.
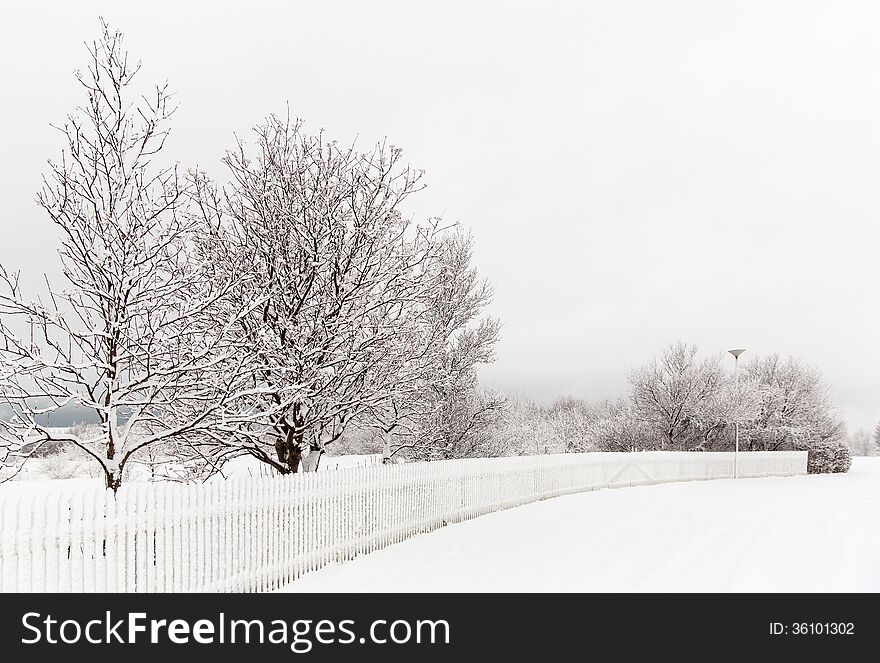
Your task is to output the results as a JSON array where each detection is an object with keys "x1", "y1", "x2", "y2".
[
  {"x1": 301, "y1": 446, "x2": 322, "y2": 472},
  {"x1": 287, "y1": 444, "x2": 304, "y2": 473},
  {"x1": 382, "y1": 431, "x2": 392, "y2": 464},
  {"x1": 274, "y1": 426, "x2": 307, "y2": 473},
  {"x1": 105, "y1": 469, "x2": 122, "y2": 492}
]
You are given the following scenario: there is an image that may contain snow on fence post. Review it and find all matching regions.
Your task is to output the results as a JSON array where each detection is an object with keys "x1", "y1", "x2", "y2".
[{"x1": 0, "y1": 450, "x2": 806, "y2": 592}]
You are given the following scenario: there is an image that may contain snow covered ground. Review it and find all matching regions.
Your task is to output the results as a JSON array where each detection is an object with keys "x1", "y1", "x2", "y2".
[
  {"x1": 0, "y1": 453, "x2": 381, "y2": 493},
  {"x1": 0, "y1": 453, "x2": 382, "y2": 518},
  {"x1": 278, "y1": 457, "x2": 880, "y2": 592}
]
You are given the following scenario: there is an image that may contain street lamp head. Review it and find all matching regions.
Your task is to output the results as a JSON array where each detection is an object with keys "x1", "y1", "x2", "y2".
[{"x1": 728, "y1": 348, "x2": 746, "y2": 359}]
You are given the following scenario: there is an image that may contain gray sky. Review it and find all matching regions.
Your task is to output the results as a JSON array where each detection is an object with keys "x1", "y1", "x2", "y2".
[{"x1": 1, "y1": 1, "x2": 878, "y2": 431}]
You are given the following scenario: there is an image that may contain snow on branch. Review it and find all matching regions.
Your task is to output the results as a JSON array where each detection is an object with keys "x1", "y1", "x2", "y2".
[{"x1": 0, "y1": 21, "x2": 270, "y2": 490}]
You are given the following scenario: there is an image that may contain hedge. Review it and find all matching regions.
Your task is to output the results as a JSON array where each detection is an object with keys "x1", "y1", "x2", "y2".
[{"x1": 806, "y1": 440, "x2": 852, "y2": 474}]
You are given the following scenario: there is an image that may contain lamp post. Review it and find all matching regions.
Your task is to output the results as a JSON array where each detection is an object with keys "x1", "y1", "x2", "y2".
[{"x1": 728, "y1": 348, "x2": 746, "y2": 479}]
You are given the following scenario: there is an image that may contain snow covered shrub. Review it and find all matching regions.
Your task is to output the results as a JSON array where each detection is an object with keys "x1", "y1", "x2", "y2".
[
  {"x1": 806, "y1": 440, "x2": 851, "y2": 474},
  {"x1": 40, "y1": 452, "x2": 82, "y2": 480},
  {"x1": 331, "y1": 428, "x2": 383, "y2": 456},
  {"x1": 831, "y1": 442, "x2": 852, "y2": 473},
  {"x1": 40, "y1": 447, "x2": 102, "y2": 480}
]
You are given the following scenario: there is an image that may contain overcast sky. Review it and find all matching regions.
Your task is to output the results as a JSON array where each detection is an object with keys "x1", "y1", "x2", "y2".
[{"x1": 1, "y1": 1, "x2": 878, "y2": 431}]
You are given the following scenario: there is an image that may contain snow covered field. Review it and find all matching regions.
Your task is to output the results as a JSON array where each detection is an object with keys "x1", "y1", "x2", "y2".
[
  {"x1": 279, "y1": 457, "x2": 880, "y2": 592},
  {"x1": 0, "y1": 453, "x2": 381, "y2": 496},
  {"x1": 0, "y1": 453, "x2": 382, "y2": 519}
]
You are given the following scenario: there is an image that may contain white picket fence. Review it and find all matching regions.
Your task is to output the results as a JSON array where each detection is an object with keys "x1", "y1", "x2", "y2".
[{"x1": 0, "y1": 450, "x2": 806, "y2": 593}]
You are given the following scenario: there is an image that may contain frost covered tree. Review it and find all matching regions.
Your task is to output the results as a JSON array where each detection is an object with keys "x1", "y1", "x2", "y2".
[
  {"x1": 847, "y1": 429, "x2": 873, "y2": 457},
  {"x1": 627, "y1": 341, "x2": 725, "y2": 450},
  {"x1": 490, "y1": 395, "x2": 558, "y2": 455},
  {"x1": 486, "y1": 396, "x2": 644, "y2": 456},
  {"x1": 543, "y1": 396, "x2": 593, "y2": 453},
  {"x1": 873, "y1": 421, "x2": 880, "y2": 455},
  {"x1": 187, "y1": 116, "x2": 449, "y2": 473},
  {"x1": 626, "y1": 344, "x2": 840, "y2": 454},
  {"x1": 565, "y1": 398, "x2": 656, "y2": 453},
  {"x1": 739, "y1": 355, "x2": 844, "y2": 451},
  {"x1": 688, "y1": 373, "x2": 763, "y2": 451},
  {"x1": 0, "y1": 22, "x2": 258, "y2": 490},
  {"x1": 378, "y1": 233, "x2": 502, "y2": 461}
]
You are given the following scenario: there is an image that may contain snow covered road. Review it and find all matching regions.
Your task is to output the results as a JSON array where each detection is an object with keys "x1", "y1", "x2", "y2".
[{"x1": 279, "y1": 458, "x2": 880, "y2": 592}]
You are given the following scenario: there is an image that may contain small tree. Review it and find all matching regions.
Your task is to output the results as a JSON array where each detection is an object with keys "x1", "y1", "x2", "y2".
[
  {"x1": 379, "y1": 233, "x2": 502, "y2": 461},
  {"x1": 0, "y1": 22, "x2": 257, "y2": 490}
]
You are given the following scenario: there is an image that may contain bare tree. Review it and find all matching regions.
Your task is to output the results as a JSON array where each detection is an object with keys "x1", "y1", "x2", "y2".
[
  {"x1": 187, "y1": 116, "x2": 447, "y2": 474},
  {"x1": 0, "y1": 22, "x2": 259, "y2": 490}
]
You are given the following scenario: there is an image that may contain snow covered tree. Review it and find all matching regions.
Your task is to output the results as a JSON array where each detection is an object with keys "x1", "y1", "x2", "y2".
[
  {"x1": 873, "y1": 421, "x2": 880, "y2": 455},
  {"x1": 574, "y1": 398, "x2": 656, "y2": 453},
  {"x1": 627, "y1": 341, "x2": 725, "y2": 450},
  {"x1": 186, "y1": 116, "x2": 448, "y2": 473},
  {"x1": 487, "y1": 395, "x2": 557, "y2": 455},
  {"x1": 739, "y1": 354, "x2": 844, "y2": 451},
  {"x1": 0, "y1": 22, "x2": 259, "y2": 490},
  {"x1": 378, "y1": 232, "x2": 502, "y2": 461},
  {"x1": 688, "y1": 373, "x2": 763, "y2": 451},
  {"x1": 847, "y1": 429, "x2": 873, "y2": 457},
  {"x1": 543, "y1": 396, "x2": 595, "y2": 453}
]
